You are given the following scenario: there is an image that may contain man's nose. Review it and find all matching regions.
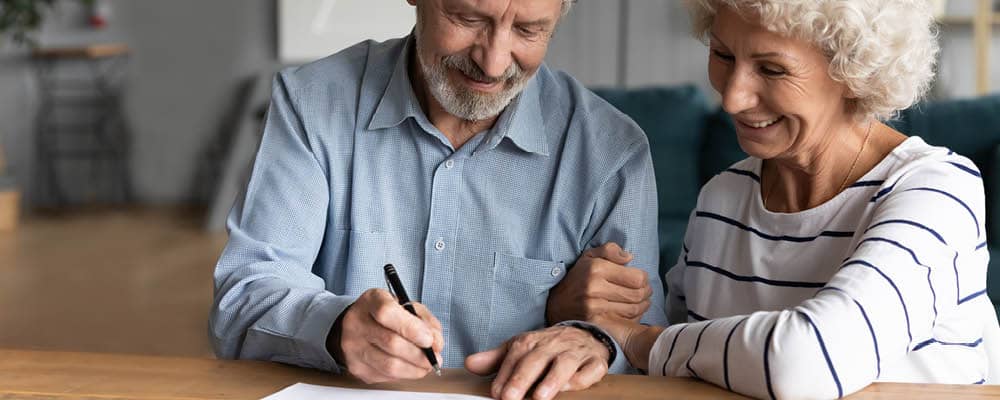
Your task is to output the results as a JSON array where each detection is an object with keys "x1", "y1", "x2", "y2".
[{"x1": 472, "y1": 28, "x2": 513, "y2": 79}]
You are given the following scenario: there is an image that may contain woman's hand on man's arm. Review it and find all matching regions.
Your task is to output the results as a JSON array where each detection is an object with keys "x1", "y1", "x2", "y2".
[{"x1": 546, "y1": 242, "x2": 654, "y2": 325}]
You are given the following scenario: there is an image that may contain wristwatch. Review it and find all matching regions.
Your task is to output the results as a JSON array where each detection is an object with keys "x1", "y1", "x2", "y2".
[{"x1": 559, "y1": 321, "x2": 618, "y2": 365}]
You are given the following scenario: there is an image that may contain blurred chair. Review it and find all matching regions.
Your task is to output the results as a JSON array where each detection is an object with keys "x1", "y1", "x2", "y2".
[
  {"x1": 191, "y1": 75, "x2": 259, "y2": 207},
  {"x1": 203, "y1": 73, "x2": 271, "y2": 232},
  {"x1": 32, "y1": 43, "x2": 133, "y2": 208}
]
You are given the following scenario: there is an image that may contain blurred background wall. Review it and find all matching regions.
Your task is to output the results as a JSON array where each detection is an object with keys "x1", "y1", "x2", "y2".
[
  {"x1": 0, "y1": 0, "x2": 998, "y2": 357},
  {"x1": 0, "y1": 0, "x2": 995, "y2": 211},
  {"x1": 0, "y1": 0, "x2": 276, "y2": 209}
]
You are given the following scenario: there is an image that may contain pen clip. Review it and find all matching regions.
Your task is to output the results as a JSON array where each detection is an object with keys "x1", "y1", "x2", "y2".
[{"x1": 385, "y1": 275, "x2": 396, "y2": 299}]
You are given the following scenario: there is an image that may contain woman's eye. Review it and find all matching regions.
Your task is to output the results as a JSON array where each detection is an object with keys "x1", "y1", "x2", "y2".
[{"x1": 760, "y1": 66, "x2": 786, "y2": 76}]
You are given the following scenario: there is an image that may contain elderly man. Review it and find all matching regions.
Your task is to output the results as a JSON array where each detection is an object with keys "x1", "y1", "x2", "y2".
[{"x1": 209, "y1": 0, "x2": 665, "y2": 398}]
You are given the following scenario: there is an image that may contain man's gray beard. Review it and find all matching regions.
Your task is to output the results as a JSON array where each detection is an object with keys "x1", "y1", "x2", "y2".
[{"x1": 416, "y1": 48, "x2": 531, "y2": 122}]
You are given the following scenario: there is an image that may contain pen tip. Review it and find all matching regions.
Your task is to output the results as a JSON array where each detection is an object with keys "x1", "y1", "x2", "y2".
[{"x1": 434, "y1": 366, "x2": 442, "y2": 376}]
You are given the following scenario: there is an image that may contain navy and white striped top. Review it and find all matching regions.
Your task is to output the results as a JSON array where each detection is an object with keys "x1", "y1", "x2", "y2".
[{"x1": 654, "y1": 137, "x2": 999, "y2": 399}]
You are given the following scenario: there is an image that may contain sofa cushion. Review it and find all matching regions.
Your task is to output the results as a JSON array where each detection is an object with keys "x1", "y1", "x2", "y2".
[
  {"x1": 592, "y1": 86, "x2": 711, "y2": 222},
  {"x1": 987, "y1": 144, "x2": 1000, "y2": 254},
  {"x1": 659, "y1": 217, "x2": 689, "y2": 272},
  {"x1": 0, "y1": 175, "x2": 15, "y2": 190},
  {"x1": 890, "y1": 95, "x2": 1000, "y2": 170},
  {"x1": 699, "y1": 107, "x2": 747, "y2": 184}
]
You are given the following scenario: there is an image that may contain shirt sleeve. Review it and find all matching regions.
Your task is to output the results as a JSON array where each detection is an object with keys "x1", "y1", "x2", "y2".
[
  {"x1": 664, "y1": 210, "x2": 695, "y2": 325},
  {"x1": 647, "y1": 159, "x2": 988, "y2": 399},
  {"x1": 208, "y1": 73, "x2": 354, "y2": 373},
  {"x1": 583, "y1": 136, "x2": 669, "y2": 373}
]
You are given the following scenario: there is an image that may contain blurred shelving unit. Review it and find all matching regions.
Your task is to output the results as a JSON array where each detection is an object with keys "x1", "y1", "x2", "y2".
[{"x1": 937, "y1": 0, "x2": 1000, "y2": 95}]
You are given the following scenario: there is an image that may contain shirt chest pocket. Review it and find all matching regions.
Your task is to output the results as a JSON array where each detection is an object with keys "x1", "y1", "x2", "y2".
[{"x1": 487, "y1": 252, "x2": 565, "y2": 346}]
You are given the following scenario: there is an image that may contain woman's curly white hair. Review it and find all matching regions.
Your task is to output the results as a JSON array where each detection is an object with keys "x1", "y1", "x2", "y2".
[{"x1": 687, "y1": 0, "x2": 940, "y2": 121}]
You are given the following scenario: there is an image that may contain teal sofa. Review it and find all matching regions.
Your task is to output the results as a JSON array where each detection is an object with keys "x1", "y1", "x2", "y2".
[{"x1": 592, "y1": 85, "x2": 1000, "y2": 313}]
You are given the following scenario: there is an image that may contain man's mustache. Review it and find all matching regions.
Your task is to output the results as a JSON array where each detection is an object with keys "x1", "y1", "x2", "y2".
[{"x1": 442, "y1": 54, "x2": 523, "y2": 84}]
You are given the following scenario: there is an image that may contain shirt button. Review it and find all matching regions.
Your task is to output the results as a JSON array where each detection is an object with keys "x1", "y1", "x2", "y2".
[
  {"x1": 434, "y1": 240, "x2": 445, "y2": 251},
  {"x1": 550, "y1": 266, "x2": 562, "y2": 277},
  {"x1": 445, "y1": 160, "x2": 454, "y2": 169}
]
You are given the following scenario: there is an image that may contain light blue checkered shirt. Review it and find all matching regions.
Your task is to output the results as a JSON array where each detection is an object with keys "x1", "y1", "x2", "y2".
[{"x1": 209, "y1": 34, "x2": 666, "y2": 373}]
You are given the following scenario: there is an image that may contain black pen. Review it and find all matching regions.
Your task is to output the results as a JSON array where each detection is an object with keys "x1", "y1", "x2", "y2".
[{"x1": 383, "y1": 263, "x2": 442, "y2": 376}]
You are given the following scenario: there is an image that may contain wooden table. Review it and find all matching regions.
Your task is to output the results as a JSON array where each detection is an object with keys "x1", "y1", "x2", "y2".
[{"x1": 1, "y1": 350, "x2": 999, "y2": 400}]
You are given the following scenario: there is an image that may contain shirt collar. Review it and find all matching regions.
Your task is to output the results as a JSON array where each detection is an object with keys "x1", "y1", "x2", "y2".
[
  {"x1": 484, "y1": 73, "x2": 548, "y2": 156},
  {"x1": 368, "y1": 34, "x2": 425, "y2": 131},
  {"x1": 368, "y1": 33, "x2": 549, "y2": 157}
]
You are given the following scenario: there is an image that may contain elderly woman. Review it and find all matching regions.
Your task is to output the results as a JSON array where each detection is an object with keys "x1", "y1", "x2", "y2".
[
  {"x1": 495, "y1": 0, "x2": 1000, "y2": 398},
  {"x1": 568, "y1": 0, "x2": 999, "y2": 399},
  {"x1": 475, "y1": 1, "x2": 999, "y2": 399}
]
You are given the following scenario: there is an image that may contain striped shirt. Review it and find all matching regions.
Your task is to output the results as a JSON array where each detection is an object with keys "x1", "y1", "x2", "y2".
[{"x1": 653, "y1": 137, "x2": 999, "y2": 399}]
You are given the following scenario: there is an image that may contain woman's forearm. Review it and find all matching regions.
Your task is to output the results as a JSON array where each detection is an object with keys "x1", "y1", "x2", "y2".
[{"x1": 622, "y1": 324, "x2": 666, "y2": 371}]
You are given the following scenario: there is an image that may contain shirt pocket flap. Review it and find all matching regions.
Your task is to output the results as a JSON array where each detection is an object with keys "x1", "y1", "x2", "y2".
[
  {"x1": 487, "y1": 252, "x2": 565, "y2": 347},
  {"x1": 492, "y1": 252, "x2": 565, "y2": 288}
]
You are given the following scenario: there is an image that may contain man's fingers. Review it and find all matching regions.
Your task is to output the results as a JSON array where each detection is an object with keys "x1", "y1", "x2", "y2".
[
  {"x1": 532, "y1": 353, "x2": 584, "y2": 400},
  {"x1": 590, "y1": 281, "x2": 651, "y2": 304},
  {"x1": 491, "y1": 338, "x2": 535, "y2": 399},
  {"x1": 484, "y1": 327, "x2": 611, "y2": 399},
  {"x1": 497, "y1": 350, "x2": 553, "y2": 400},
  {"x1": 360, "y1": 344, "x2": 432, "y2": 380},
  {"x1": 589, "y1": 299, "x2": 650, "y2": 320},
  {"x1": 412, "y1": 302, "x2": 445, "y2": 353},
  {"x1": 563, "y1": 359, "x2": 608, "y2": 392},
  {"x1": 583, "y1": 242, "x2": 633, "y2": 264},
  {"x1": 341, "y1": 289, "x2": 443, "y2": 382},
  {"x1": 603, "y1": 266, "x2": 648, "y2": 289},
  {"x1": 367, "y1": 320, "x2": 434, "y2": 370},
  {"x1": 368, "y1": 292, "x2": 434, "y2": 348},
  {"x1": 465, "y1": 344, "x2": 508, "y2": 376},
  {"x1": 632, "y1": 299, "x2": 652, "y2": 319}
]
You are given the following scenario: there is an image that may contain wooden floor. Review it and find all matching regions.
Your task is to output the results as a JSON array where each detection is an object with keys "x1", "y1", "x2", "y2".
[{"x1": 0, "y1": 209, "x2": 227, "y2": 357}]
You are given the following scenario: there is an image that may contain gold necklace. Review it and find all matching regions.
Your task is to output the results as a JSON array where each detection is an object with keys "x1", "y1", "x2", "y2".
[
  {"x1": 837, "y1": 120, "x2": 874, "y2": 193},
  {"x1": 763, "y1": 120, "x2": 874, "y2": 209}
]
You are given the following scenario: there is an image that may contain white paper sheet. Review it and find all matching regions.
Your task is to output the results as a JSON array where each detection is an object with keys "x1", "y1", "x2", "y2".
[{"x1": 262, "y1": 383, "x2": 493, "y2": 400}]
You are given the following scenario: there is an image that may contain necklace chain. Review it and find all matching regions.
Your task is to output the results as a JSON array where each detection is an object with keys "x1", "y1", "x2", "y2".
[{"x1": 763, "y1": 120, "x2": 874, "y2": 210}]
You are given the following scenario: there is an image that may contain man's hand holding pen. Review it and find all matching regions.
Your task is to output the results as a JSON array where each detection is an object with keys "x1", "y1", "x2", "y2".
[{"x1": 327, "y1": 287, "x2": 444, "y2": 384}]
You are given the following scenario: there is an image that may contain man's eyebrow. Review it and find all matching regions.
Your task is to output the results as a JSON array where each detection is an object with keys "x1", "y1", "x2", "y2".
[
  {"x1": 516, "y1": 18, "x2": 553, "y2": 27},
  {"x1": 444, "y1": 1, "x2": 484, "y2": 17}
]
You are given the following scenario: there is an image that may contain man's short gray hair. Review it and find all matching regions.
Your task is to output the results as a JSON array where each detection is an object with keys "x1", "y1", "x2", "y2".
[
  {"x1": 687, "y1": 0, "x2": 939, "y2": 121},
  {"x1": 561, "y1": 0, "x2": 575, "y2": 15}
]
